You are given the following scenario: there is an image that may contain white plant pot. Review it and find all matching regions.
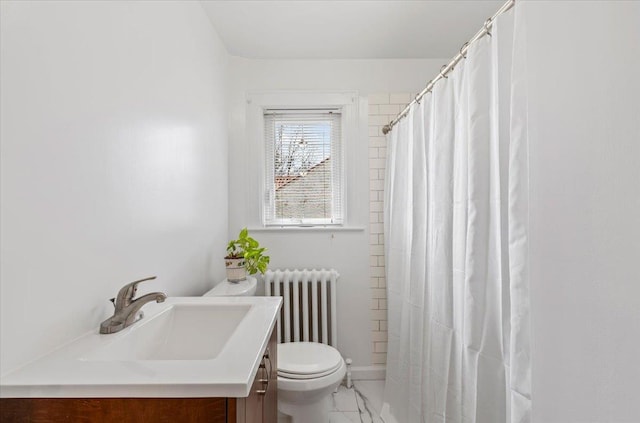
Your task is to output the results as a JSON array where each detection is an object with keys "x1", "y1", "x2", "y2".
[{"x1": 225, "y1": 257, "x2": 247, "y2": 282}]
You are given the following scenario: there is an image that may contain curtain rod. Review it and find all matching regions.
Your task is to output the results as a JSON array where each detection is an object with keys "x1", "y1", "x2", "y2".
[{"x1": 382, "y1": 0, "x2": 515, "y2": 135}]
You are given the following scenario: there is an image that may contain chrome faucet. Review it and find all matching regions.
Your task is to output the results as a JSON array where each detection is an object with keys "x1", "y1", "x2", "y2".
[{"x1": 100, "y1": 276, "x2": 167, "y2": 334}]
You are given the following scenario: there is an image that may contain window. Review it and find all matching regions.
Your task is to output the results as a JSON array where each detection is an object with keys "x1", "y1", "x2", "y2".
[{"x1": 263, "y1": 109, "x2": 343, "y2": 226}]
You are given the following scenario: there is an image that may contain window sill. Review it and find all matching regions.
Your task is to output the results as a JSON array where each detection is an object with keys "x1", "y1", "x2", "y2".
[{"x1": 247, "y1": 226, "x2": 365, "y2": 233}]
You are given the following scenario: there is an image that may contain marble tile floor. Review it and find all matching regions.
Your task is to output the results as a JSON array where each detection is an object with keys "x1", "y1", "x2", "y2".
[
  {"x1": 329, "y1": 380, "x2": 385, "y2": 423},
  {"x1": 277, "y1": 380, "x2": 386, "y2": 423}
]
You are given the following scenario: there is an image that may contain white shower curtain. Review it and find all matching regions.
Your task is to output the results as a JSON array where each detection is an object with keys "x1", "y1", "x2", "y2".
[{"x1": 382, "y1": 8, "x2": 531, "y2": 423}]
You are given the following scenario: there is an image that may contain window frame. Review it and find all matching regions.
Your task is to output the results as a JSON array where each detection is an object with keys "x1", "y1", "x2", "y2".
[
  {"x1": 246, "y1": 91, "x2": 358, "y2": 228},
  {"x1": 263, "y1": 108, "x2": 343, "y2": 226}
]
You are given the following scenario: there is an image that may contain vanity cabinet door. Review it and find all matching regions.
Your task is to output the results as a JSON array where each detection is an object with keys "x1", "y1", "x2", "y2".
[
  {"x1": 243, "y1": 362, "x2": 266, "y2": 423},
  {"x1": 262, "y1": 326, "x2": 278, "y2": 423},
  {"x1": 235, "y1": 325, "x2": 278, "y2": 423}
]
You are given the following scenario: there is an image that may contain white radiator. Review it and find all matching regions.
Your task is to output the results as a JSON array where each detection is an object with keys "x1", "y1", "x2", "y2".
[{"x1": 264, "y1": 269, "x2": 339, "y2": 347}]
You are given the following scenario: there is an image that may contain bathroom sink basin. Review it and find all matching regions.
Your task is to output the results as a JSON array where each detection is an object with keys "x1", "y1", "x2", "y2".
[
  {"x1": 83, "y1": 303, "x2": 251, "y2": 361},
  {"x1": 0, "y1": 296, "x2": 282, "y2": 398}
]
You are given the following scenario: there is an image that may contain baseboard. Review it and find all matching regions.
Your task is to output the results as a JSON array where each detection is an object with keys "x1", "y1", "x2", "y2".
[{"x1": 350, "y1": 365, "x2": 386, "y2": 380}]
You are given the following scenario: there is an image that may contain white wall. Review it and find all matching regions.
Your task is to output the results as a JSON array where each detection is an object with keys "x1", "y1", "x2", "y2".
[
  {"x1": 228, "y1": 58, "x2": 443, "y2": 367},
  {"x1": 521, "y1": 2, "x2": 640, "y2": 421},
  {"x1": 0, "y1": 1, "x2": 229, "y2": 375}
]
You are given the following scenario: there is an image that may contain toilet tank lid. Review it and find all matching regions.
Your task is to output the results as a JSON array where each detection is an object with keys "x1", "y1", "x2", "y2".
[{"x1": 203, "y1": 276, "x2": 257, "y2": 297}]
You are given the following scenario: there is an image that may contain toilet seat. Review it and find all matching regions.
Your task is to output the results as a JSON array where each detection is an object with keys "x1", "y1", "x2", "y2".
[
  {"x1": 278, "y1": 364, "x2": 342, "y2": 380},
  {"x1": 277, "y1": 357, "x2": 347, "y2": 393},
  {"x1": 277, "y1": 342, "x2": 343, "y2": 380}
]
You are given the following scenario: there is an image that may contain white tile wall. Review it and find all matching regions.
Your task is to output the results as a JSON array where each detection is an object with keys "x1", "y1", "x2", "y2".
[{"x1": 368, "y1": 93, "x2": 412, "y2": 365}]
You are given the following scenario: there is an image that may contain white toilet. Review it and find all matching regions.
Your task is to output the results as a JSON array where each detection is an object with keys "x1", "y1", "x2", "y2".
[
  {"x1": 276, "y1": 341, "x2": 346, "y2": 423},
  {"x1": 204, "y1": 274, "x2": 346, "y2": 423}
]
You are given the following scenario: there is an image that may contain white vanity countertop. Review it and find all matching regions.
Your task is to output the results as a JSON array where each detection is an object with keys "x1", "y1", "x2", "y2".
[{"x1": 0, "y1": 296, "x2": 282, "y2": 398}]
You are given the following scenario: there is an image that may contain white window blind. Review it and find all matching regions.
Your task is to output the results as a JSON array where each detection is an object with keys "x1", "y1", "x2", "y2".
[{"x1": 264, "y1": 109, "x2": 343, "y2": 226}]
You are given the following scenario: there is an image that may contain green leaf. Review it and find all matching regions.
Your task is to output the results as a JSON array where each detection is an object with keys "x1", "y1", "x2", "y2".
[{"x1": 226, "y1": 228, "x2": 270, "y2": 274}]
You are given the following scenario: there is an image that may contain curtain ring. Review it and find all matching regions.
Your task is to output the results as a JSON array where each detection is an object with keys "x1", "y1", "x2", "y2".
[
  {"x1": 439, "y1": 64, "x2": 449, "y2": 79},
  {"x1": 414, "y1": 94, "x2": 421, "y2": 104},
  {"x1": 460, "y1": 41, "x2": 470, "y2": 59},
  {"x1": 484, "y1": 18, "x2": 493, "y2": 36},
  {"x1": 425, "y1": 80, "x2": 434, "y2": 95}
]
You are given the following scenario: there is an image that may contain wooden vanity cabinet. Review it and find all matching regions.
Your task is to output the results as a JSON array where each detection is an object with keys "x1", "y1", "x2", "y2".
[{"x1": 0, "y1": 326, "x2": 278, "y2": 423}]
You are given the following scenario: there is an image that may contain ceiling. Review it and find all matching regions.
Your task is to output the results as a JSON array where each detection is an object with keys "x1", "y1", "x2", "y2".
[{"x1": 200, "y1": 1, "x2": 505, "y2": 59}]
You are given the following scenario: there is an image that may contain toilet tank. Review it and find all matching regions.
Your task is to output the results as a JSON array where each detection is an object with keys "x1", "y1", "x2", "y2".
[{"x1": 203, "y1": 275, "x2": 257, "y2": 297}]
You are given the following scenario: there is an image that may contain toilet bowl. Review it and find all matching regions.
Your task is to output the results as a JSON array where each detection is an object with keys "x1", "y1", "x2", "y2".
[
  {"x1": 276, "y1": 342, "x2": 346, "y2": 423},
  {"x1": 203, "y1": 276, "x2": 257, "y2": 297}
]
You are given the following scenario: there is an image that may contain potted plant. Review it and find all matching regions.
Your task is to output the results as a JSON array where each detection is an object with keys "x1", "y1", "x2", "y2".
[{"x1": 225, "y1": 228, "x2": 270, "y2": 282}]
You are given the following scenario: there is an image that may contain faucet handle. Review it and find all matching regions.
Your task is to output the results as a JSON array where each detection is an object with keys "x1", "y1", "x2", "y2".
[{"x1": 115, "y1": 276, "x2": 157, "y2": 310}]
